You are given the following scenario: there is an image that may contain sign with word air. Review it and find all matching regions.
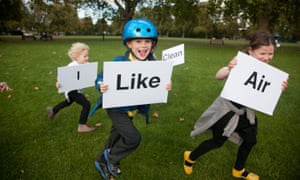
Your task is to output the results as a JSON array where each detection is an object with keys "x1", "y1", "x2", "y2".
[
  {"x1": 102, "y1": 61, "x2": 173, "y2": 108},
  {"x1": 220, "y1": 51, "x2": 288, "y2": 116},
  {"x1": 162, "y1": 44, "x2": 184, "y2": 66},
  {"x1": 57, "y1": 62, "x2": 98, "y2": 93}
]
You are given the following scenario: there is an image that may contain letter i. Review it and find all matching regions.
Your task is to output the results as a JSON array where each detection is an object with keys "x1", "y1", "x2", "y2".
[
  {"x1": 131, "y1": 73, "x2": 136, "y2": 89},
  {"x1": 256, "y1": 75, "x2": 265, "y2": 91}
]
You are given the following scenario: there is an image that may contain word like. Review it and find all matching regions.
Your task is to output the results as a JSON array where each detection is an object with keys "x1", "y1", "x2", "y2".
[{"x1": 117, "y1": 73, "x2": 160, "y2": 90}]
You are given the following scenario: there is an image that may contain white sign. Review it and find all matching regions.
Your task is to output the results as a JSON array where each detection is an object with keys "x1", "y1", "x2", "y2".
[
  {"x1": 162, "y1": 44, "x2": 184, "y2": 66},
  {"x1": 102, "y1": 61, "x2": 173, "y2": 108},
  {"x1": 220, "y1": 51, "x2": 288, "y2": 115},
  {"x1": 57, "y1": 62, "x2": 98, "y2": 93}
]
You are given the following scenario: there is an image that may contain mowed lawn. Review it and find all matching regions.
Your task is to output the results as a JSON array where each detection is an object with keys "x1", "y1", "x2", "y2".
[{"x1": 0, "y1": 36, "x2": 299, "y2": 180}]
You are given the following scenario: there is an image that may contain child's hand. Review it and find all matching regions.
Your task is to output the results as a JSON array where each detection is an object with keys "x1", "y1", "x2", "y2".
[
  {"x1": 99, "y1": 82, "x2": 109, "y2": 93},
  {"x1": 228, "y1": 57, "x2": 237, "y2": 70},
  {"x1": 0, "y1": 82, "x2": 12, "y2": 92},
  {"x1": 216, "y1": 57, "x2": 238, "y2": 80},
  {"x1": 166, "y1": 81, "x2": 172, "y2": 91},
  {"x1": 55, "y1": 82, "x2": 60, "y2": 89},
  {"x1": 281, "y1": 78, "x2": 288, "y2": 91}
]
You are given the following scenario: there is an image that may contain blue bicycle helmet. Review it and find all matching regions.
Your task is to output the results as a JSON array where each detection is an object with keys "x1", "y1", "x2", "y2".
[{"x1": 122, "y1": 18, "x2": 158, "y2": 46}]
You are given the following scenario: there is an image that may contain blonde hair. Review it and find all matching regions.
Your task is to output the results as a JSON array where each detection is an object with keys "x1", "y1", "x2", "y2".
[{"x1": 68, "y1": 42, "x2": 89, "y2": 60}]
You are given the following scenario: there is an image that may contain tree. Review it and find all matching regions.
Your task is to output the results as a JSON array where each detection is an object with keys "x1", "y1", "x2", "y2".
[
  {"x1": 49, "y1": 3, "x2": 82, "y2": 34},
  {"x1": 78, "y1": 0, "x2": 141, "y2": 31},
  {"x1": 77, "y1": 17, "x2": 94, "y2": 35},
  {"x1": 114, "y1": 0, "x2": 139, "y2": 23},
  {"x1": 193, "y1": 1, "x2": 212, "y2": 38},
  {"x1": 220, "y1": 0, "x2": 299, "y2": 39},
  {"x1": 25, "y1": 1, "x2": 51, "y2": 32},
  {"x1": 274, "y1": 0, "x2": 300, "y2": 40},
  {"x1": 0, "y1": 0, "x2": 26, "y2": 33},
  {"x1": 170, "y1": 0, "x2": 199, "y2": 37},
  {"x1": 95, "y1": 18, "x2": 109, "y2": 39},
  {"x1": 135, "y1": 1, "x2": 173, "y2": 37},
  {"x1": 24, "y1": 1, "x2": 83, "y2": 34},
  {"x1": 151, "y1": 2, "x2": 173, "y2": 37}
]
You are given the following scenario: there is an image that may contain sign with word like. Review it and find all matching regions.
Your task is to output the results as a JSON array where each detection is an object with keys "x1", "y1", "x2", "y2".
[
  {"x1": 220, "y1": 51, "x2": 288, "y2": 116},
  {"x1": 162, "y1": 44, "x2": 184, "y2": 66},
  {"x1": 57, "y1": 62, "x2": 98, "y2": 93},
  {"x1": 102, "y1": 61, "x2": 173, "y2": 108}
]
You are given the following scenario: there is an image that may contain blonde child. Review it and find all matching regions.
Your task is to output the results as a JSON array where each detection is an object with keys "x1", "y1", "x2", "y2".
[{"x1": 46, "y1": 42, "x2": 95, "y2": 133}]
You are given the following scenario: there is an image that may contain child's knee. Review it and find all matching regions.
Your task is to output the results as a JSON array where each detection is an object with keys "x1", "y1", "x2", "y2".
[
  {"x1": 82, "y1": 101, "x2": 91, "y2": 109},
  {"x1": 243, "y1": 136, "x2": 257, "y2": 148},
  {"x1": 127, "y1": 132, "x2": 141, "y2": 148}
]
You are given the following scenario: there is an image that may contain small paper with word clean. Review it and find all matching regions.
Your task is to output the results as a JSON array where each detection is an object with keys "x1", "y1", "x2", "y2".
[
  {"x1": 162, "y1": 44, "x2": 184, "y2": 66},
  {"x1": 220, "y1": 51, "x2": 288, "y2": 116},
  {"x1": 57, "y1": 62, "x2": 98, "y2": 93},
  {"x1": 102, "y1": 61, "x2": 173, "y2": 108}
]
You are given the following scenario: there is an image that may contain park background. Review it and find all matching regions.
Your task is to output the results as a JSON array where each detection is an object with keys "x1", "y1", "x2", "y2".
[
  {"x1": 1, "y1": 0, "x2": 300, "y2": 179},
  {"x1": 0, "y1": 36, "x2": 299, "y2": 179},
  {"x1": 1, "y1": 0, "x2": 299, "y2": 42}
]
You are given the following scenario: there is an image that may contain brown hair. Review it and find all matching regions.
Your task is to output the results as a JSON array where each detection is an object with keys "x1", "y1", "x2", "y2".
[{"x1": 246, "y1": 31, "x2": 276, "y2": 53}]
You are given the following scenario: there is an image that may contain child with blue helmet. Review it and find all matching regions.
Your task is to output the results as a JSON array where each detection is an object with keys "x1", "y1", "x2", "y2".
[{"x1": 94, "y1": 18, "x2": 172, "y2": 179}]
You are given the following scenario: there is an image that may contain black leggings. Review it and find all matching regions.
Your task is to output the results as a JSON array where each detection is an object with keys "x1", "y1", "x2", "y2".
[
  {"x1": 190, "y1": 111, "x2": 257, "y2": 170},
  {"x1": 53, "y1": 90, "x2": 90, "y2": 124}
]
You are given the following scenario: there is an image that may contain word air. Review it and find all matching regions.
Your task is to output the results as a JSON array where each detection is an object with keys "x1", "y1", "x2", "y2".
[
  {"x1": 117, "y1": 73, "x2": 160, "y2": 90},
  {"x1": 244, "y1": 71, "x2": 271, "y2": 92}
]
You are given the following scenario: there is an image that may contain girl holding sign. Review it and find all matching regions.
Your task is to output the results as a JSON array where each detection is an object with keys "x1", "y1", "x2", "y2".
[
  {"x1": 94, "y1": 19, "x2": 172, "y2": 179},
  {"x1": 46, "y1": 42, "x2": 95, "y2": 133},
  {"x1": 183, "y1": 31, "x2": 288, "y2": 180}
]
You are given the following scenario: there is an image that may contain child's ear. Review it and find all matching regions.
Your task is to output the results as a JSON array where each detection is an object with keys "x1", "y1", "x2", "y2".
[
  {"x1": 126, "y1": 41, "x2": 132, "y2": 48},
  {"x1": 248, "y1": 47, "x2": 254, "y2": 55}
]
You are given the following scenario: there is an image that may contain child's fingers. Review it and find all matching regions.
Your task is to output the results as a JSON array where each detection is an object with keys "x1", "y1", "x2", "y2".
[{"x1": 100, "y1": 83, "x2": 108, "y2": 93}]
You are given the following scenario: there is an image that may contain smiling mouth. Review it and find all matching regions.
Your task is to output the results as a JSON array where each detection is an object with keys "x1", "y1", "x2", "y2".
[{"x1": 138, "y1": 49, "x2": 148, "y2": 57}]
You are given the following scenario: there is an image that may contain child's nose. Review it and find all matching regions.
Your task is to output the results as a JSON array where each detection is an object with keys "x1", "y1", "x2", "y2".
[{"x1": 263, "y1": 55, "x2": 271, "y2": 63}]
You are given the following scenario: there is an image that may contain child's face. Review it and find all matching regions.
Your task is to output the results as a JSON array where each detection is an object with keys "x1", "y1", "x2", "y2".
[
  {"x1": 75, "y1": 49, "x2": 89, "y2": 64},
  {"x1": 126, "y1": 39, "x2": 153, "y2": 60},
  {"x1": 249, "y1": 45, "x2": 274, "y2": 64}
]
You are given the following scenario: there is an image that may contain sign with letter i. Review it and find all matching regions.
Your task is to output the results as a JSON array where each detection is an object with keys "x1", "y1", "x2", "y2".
[{"x1": 57, "y1": 62, "x2": 98, "y2": 93}]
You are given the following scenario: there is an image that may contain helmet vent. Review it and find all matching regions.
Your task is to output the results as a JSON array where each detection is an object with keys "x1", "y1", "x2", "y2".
[
  {"x1": 147, "y1": 28, "x2": 151, "y2": 32},
  {"x1": 136, "y1": 28, "x2": 141, "y2": 32}
]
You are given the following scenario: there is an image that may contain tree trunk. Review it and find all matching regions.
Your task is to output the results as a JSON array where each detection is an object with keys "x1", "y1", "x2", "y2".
[
  {"x1": 114, "y1": 0, "x2": 139, "y2": 33},
  {"x1": 256, "y1": 15, "x2": 270, "y2": 31}
]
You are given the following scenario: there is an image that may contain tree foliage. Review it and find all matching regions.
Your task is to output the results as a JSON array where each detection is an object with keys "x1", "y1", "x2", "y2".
[
  {"x1": 0, "y1": 0, "x2": 299, "y2": 40},
  {"x1": 0, "y1": 0, "x2": 26, "y2": 32},
  {"x1": 220, "y1": 0, "x2": 300, "y2": 39}
]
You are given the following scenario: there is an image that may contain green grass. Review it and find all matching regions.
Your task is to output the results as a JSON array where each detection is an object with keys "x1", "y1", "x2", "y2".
[{"x1": 0, "y1": 36, "x2": 299, "y2": 180}]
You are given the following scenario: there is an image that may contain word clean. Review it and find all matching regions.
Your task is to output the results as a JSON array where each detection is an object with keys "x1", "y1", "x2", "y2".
[
  {"x1": 163, "y1": 50, "x2": 183, "y2": 61},
  {"x1": 244, "y1": 71, "x2": 271, "y2": 92},
  {"x1": 116, "y1": 73, "x2": 160, "y2": 90}
]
